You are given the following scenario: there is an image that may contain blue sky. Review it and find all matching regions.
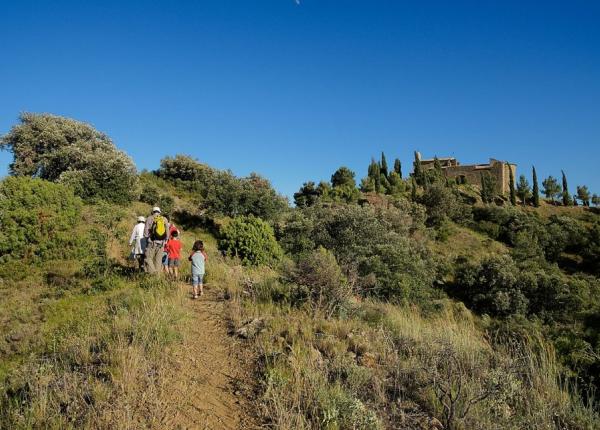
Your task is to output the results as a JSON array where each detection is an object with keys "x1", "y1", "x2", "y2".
[{"x1": 1, "y1": 0, "x2": 599, "y2": 199}]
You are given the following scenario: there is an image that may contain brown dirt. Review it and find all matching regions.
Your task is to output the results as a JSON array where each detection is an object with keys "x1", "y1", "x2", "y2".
[{"x1": 160, "y1": 285, "x2": 259, "y2": 430}]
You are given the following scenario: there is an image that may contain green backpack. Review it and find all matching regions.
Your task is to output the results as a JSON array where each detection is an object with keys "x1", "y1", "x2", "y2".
[{"x1": 151, "y1": 215, "x2": 167, "y2": 240}]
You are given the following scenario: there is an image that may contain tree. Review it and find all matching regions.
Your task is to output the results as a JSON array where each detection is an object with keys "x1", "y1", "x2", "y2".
[
  {"x1": 367, "y1": 159, "x2": 381, "y2": 193},
  {"x1": 294, "y1": 181, "x2": 321, "y2": 208},
  {"x1": 413, "y1": 151, "x2": 423, "y2": 185},
  {"x1": 480, "y1": 172, "x2": 497, "y2": 204},
  {"x1": 508, "y1": 163, "x2": 516, "y2": 205},
  {"x1": 411, "y1": 178, "x2": 418, "y2": 201},
  {"x1": 542, "y1": 176, "x2": 561, "y2": 203},
  {"x1": 0, "y1": 113, "x2": 138, "y2": 204},
  {"x1": 562, "y1": 170, "x2": 571, "y2": 206},
  {"x1": 532, "y1": 166, "x2": 540, "y2": 207},
  {"x1": 380, "y1": 152, "x2": 388, "y2": 178},
  {"x1": 573, "y1": 195, "x2": 579, "y2": 207},
  {"x1": 331, "y1": 166, "x2": 356, "y2": 189},
  {"x1": 432, "y1": 156, "x2": 444, "y2": 184},
  {"x1": 516, "y1": 175, "x2": 531, "y2": 206},
  {"x1": 394, "y1": 158, "x2": 402, "y2": 177},
  {"x1": 592, "y1": 194, "x2": 600, "y2": 207},
  {"x1": 576, "y1": 185, "x2": 591, "y2": 207}
]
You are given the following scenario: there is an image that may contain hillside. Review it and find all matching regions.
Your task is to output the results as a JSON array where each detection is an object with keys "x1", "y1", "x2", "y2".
[{"x1": 1, "y1": 114, "x2": 600, "y2": 429}]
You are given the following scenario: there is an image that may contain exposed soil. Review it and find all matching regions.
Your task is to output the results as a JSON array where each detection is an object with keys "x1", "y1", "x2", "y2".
[{"x1": 161, "y1": 286, "x2": 259, "y2": 430}]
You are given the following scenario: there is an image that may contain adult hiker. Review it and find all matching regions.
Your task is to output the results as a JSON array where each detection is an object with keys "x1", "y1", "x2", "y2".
[
  {"x1": 144, "y1": 207, "x2": 171, "y2": 274},
  {"x1": 128, "y1": 216, "x2": 147, "y2": 270}
]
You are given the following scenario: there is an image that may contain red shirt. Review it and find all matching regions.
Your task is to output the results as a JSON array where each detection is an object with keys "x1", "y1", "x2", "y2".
[{"x1": 165, "y1": 238, "x2": 182, "y2": 259}]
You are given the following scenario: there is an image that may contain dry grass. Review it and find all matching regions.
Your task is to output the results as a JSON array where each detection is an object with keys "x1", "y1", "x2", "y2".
[{"x1": 223, "y1": 269, "x2": 600, "y2": 430}]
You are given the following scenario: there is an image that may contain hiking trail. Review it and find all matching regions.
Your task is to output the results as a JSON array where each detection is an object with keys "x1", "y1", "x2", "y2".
[{"x1": 160, "y1": 285, "x2": 259, "y2": 430}]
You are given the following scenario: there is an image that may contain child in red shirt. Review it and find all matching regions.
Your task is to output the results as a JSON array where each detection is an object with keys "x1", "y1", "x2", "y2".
[{"x1": 165, "y1": 230, "x2": 182, "y2": 280}]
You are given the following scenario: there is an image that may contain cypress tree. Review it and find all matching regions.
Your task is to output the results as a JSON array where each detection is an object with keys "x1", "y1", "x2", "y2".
[
  {"x1": 380, "y1": 152, "x2": 388, "y2": 178},
  {"x1": 561, "y1": 170, "x2": 571, "y2": 206},
  {"x1": 508, "y1": 163, "x2": 516, "y2": 205},
  {"x1": 394, "y1": 158, "x2": 402, "y2": 177},
  {"x1": 411, "y1": 177, "x2": 417, "y2": 201},
  {"x1": 413, "y1": 151, "x2": 423, "y2": 185},
  {"x1": 532, "y1": 166, "x2": 540, "y2": 207}
]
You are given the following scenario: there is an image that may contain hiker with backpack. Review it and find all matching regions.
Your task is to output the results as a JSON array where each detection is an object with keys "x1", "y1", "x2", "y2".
[{"x1": 144, "y1": 207, "x2": 171, "y2": 274}]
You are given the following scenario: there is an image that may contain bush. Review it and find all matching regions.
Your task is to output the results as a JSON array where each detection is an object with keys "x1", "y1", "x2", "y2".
[
  {"x1": 0, "y1": 113, "x2": 138, "y2": 204},
  {"x1": 0, "y1": 177, "x2": 83, "y2": 263},
  {"x1": 277, "y1": 203, "x2": 439, "y2": 303},
  {"x1": 286, "y1": 247, "x2": 353, "y2": 318},
  {"x1": 219, "y1": 216, "x2": 283, "y2": 266},
  {"x1": 454, "y1": 255, "x2": 528, "y2": 317},
  {"x1": 157, "y1": 155, "x2": 288, "y2": 220}
]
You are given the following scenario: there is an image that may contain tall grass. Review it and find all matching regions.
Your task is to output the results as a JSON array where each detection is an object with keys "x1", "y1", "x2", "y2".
[{"x1": 225, "y1": 270, "x2": 600, "y2": 430}]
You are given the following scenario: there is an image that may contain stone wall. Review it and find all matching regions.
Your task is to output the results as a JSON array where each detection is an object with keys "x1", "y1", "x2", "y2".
[{"x1": 423, "y1": 158, "x2": 516, "y2": 195}]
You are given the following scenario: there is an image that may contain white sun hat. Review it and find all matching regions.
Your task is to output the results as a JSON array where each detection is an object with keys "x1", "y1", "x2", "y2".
[
  {"x1": 137, "y1": 216, "x2": 146, "y2": 223},
  {"x1": 152, "y1": 206, "x2": 161, "y2": 213}
]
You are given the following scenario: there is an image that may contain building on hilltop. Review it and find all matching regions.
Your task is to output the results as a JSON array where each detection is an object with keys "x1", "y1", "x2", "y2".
[{"x1": 416, "y1": 152, "x2": 516, "y2": 195}]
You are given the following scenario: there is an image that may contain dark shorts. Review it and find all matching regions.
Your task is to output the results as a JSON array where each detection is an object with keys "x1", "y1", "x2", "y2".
[
  {"x1": 162, "y1": 252, "x2": 168, "y2": 266},
  {"x1": 168, "y1": 258, "x2": 180, "y2": 267}
]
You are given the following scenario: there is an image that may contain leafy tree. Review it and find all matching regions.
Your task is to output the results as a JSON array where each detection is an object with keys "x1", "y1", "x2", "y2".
[
  {"x1": 294, "y1": 181, "x2": 321, "y2": 208},
  {"x1": 454, "y1": 255, "x2": 528, "y2": 317},
  {"x1": 576, "y1": 185, "x2": 591, "y2": 207},
  {"x1": 480, "y1": 172, "x2": 497, "y2": 204},
  {"x1": 542, "y1": 176, "x2": 561, "y2": 203},
  {"x1": 592, "y1": 194, "x2": 600, "y2": 207},
  {"x1": 508, "y1": 163, "x2": 516, "y2": 205},
  {"x1": 572, "y1": 195, "x2": 579, "y2": 206},
  {"x1": 516, "y1": 175, "x2": 531, "y2": 206},
  {"x1": 562, "y1": 170, "x2": 572, "y2": 206},
  {"x1": 219, "y1": 215, "x2": 282, "y2": 266},
  {"x1": 419, "y1": 183, "x2": 464, "y2": 227},
  {"x1": 359, "y1": 177, "x2": 375, "y2": 193},
  {"x1": 157, "y1": 154, "x2": 211, "y2": 182},
  {"x1": 366, "y1": 159, "x2": 381, "y2": 193},
  {"x1": 532, "y1": 166, "x2": 540, "y2": 207},
  {"x1": 157, "y1": 156, "x2": 287, "y2": 220},
  {"x1": 0, "y1": 113, "x2": 138, "y2": 204},
  {"x1": 380, "y1": 152, "x2": 388, "y2": 178},
  {"x1": 393, "y1": 158, "x2": 402, "y2": 177},
  {"x1": 331, "y1": 166, "x2": 356, "y2": 189}
]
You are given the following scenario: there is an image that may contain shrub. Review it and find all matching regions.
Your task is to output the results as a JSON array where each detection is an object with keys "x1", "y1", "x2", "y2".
[
  {"x1": 219, "y1": 216, "x2": 283, "y2": 266},
  {"x1": 454, "y1": 255, "x2": 528, "y2": 317},
  {"x1": 286, "y1": 247, "x2": 353, "y2": 318},
  {"x1": 0, "y1": 113, "x2": 138, "y2": 204},
  {"x1": 0, "y1": 177, "x2": 83, "y2": 263},
  {"x1": 157, "y1": 155, "x2": 288, "y2": 220}
]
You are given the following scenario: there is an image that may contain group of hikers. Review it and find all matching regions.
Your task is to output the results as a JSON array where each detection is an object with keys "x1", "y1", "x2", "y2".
[{"x1": 128, "y1": 206, "x2": 207, "y2": 299}]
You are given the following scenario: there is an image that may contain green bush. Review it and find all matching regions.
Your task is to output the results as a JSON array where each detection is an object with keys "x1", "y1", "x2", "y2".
[
  {"x1": 219, "y1": 215, "x2": 283, "y2": 266},
  {"x1": 0, "y1": 177, "x2": 84, "y2": 263},
  {"x1": 0, "y1": 113, "x2": 138, "y2": 204},
  {"x1": 286, "y1": 247, "x2": 353, "y2": 318},
  {"x1": 157, "y1": 155, "x2": 288, "y2": 221}
]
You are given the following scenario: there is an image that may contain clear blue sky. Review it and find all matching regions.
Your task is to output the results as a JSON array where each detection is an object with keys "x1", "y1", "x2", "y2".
[{"x1": 1, "y1": 0, "x2": 599, "y2": 199}]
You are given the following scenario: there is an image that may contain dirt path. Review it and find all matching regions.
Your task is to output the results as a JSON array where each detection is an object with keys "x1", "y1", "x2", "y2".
[{"x1": 161, "y1": 285, "x2": 259, "y2": 430}]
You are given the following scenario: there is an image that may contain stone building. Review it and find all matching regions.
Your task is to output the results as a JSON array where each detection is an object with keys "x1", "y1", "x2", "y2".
[{"x1": 416, "y1": 153, "x2": 517, "y2": 195}]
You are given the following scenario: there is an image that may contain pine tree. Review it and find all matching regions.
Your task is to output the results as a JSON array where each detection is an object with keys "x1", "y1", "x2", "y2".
[
  {"x1": 542, "y1": 176, "x2": 561, "y2": 203},
  {"x1": 516, "y1": 175, "x2": 531, "y2": 206},
  {"x1": 380, "y1": 152, "x2": 388, "y2": 178},
  {"x1": 561, "y1": 170, "x2": 571, "y2": 206},
  {"x1": 592, "y1": 194, "x2": 600, "y2": 207},
  {"x1": 508, "y1": 163, "x2": 516, "y2": 205},
  {"x1": 576, "y1": 185, "x2": 591, "y2": 207},
  {"x1": 413, "y1": 151, "x2": 423, "y2": 185},
  {"x1": 393, "y1": 158, "x2": 402, "y2": 177},
  {"x1": 532, "y1": 166, "x2": 540, "y2": 207}
]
